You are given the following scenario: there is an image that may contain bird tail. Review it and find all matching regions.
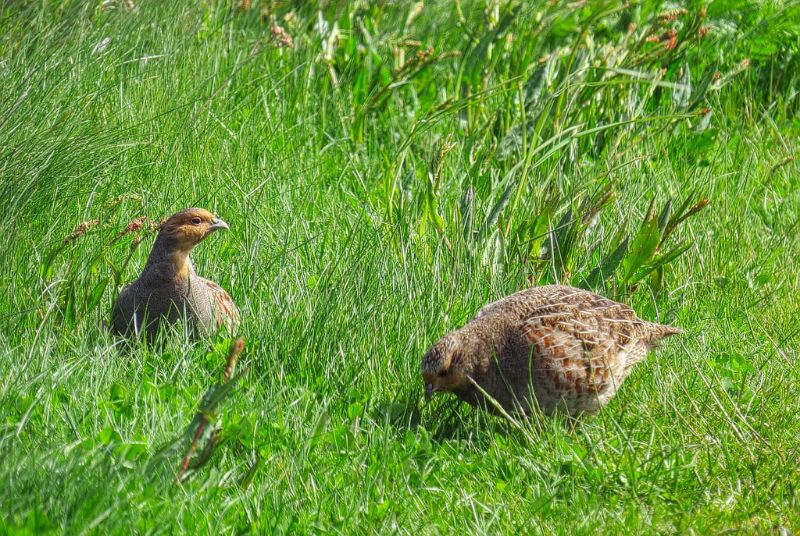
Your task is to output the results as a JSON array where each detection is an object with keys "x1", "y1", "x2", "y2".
[{"x1": 644, "y1": 322, "x2": 682, "y2": 347}]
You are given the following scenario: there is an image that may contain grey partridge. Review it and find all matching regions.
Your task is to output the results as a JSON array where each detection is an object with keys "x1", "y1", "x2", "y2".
[
  {"x1": 421, "y1": 285, "x2": 681, "y2": 416},
  {"x1": 112, "y1": 208, "x2": 240, "y2": 341}
]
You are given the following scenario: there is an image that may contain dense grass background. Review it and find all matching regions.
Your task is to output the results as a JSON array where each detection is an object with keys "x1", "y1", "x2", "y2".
[{"x1": 1, "y1": 0, "x2": 799, "y2": 533}]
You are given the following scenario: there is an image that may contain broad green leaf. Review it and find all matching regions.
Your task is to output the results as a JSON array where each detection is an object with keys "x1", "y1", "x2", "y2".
[
  {"x1": 631, "y1": 241, "x2": 692, "y2": 285},
  {"x1": 84, "y1": 278, "x2": 108, "y2": 313},
  {"x1": 582, "y1": 237, "x2": 629, "y2": 290},
  {"x1": 657, "y1": 198, "x2": 672, "y2": 237},
  {"x1": 623, "y1": 212, "x2": 660, "y2": 282}
]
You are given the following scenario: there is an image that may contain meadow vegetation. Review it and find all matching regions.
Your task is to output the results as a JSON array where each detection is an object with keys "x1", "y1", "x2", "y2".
[{"x1": 1, "y1": 0, "x2": 799, "y2": 533}]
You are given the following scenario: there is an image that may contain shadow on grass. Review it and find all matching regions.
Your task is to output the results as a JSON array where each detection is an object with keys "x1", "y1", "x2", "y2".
[{"x1": 367, "y1": 387, "x2": 580, "y2": 444}]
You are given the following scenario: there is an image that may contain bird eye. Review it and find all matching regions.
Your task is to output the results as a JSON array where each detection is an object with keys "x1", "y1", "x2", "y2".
[{"x1": 191, "y1": 217, "x2": 202, "y2": 225}]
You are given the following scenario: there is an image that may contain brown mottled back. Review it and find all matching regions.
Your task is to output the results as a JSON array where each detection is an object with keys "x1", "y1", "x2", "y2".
[{"x1": 421, "y1": 285, "x2": 681, "y2": 416}]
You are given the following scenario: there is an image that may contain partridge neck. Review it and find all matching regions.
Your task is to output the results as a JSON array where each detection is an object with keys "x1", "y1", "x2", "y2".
[{"x1": 142, "y1": 234, "x2": 194, "y2": 283}]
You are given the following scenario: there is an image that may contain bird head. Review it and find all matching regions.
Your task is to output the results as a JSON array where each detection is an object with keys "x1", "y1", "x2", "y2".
[
  {"x1": 158, "y1": 208, "x2": 229, "y2": 251},
  {"x1": 421, "y1": 334, "x2": 473, "y2": 401}
]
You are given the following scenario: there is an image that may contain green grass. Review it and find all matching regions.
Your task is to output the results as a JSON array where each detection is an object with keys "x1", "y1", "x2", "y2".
[{"x1": 1, "y1": 0, "x2": 799, "y2": 533}]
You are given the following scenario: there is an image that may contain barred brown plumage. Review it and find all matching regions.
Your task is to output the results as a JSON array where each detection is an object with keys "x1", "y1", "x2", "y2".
[
  {"x1": 112, "y1": 208, "x2": 240, "y2": 342},
  {"x1": 421, "y1": 285, "x2": 681, "y2": 416}
]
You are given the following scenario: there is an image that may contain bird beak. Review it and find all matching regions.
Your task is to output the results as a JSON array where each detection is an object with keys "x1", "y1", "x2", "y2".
[
  {"x1": 209, "y1": 218, "x2": 229, "y2": 231},
  {"x1": 425, "y1": 383, "x2": 435, "y2": 402}
]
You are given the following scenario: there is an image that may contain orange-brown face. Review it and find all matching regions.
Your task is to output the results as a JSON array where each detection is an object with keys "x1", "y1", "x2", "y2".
[
  {"x1": 158, "y1": 208, "x2": 229, "y2": 250},
  {"x1": 421, "y1": 337, "x2": 469, "y2": 401}
]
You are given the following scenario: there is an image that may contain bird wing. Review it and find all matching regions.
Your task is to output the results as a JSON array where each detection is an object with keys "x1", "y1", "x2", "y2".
[
  {"x1": 515, "y1": 306, "x2": 632, "y2": 405},
  {"x1": 470, "y1": 286, "x2": 679, "y2": 413},
  {"x1": 517, "y1": 286, "x2": 667, "y2": 388},
  {"x1": 111, "y1": 283, "x2": 137, "y2": 336},
  {"x1": 197, "y1": 277, "x2": 240, "y2": 329}
]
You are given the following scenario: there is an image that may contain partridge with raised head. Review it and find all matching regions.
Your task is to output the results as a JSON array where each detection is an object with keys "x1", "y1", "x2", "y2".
[
  {"x1": 112, "y1": 208, "x2": 240, "y2": 341},
  {"x1": 421, "y1": 285, "x2": 681, "y2": 416}
]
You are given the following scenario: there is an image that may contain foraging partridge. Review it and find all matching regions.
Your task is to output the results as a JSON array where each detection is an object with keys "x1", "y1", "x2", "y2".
[
  {"x1": 112, "y1": 208, "x2": 240, "y2": 341},
  {"x1": 421, "y1": 285, "x2": 681, "y2": 416}
]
